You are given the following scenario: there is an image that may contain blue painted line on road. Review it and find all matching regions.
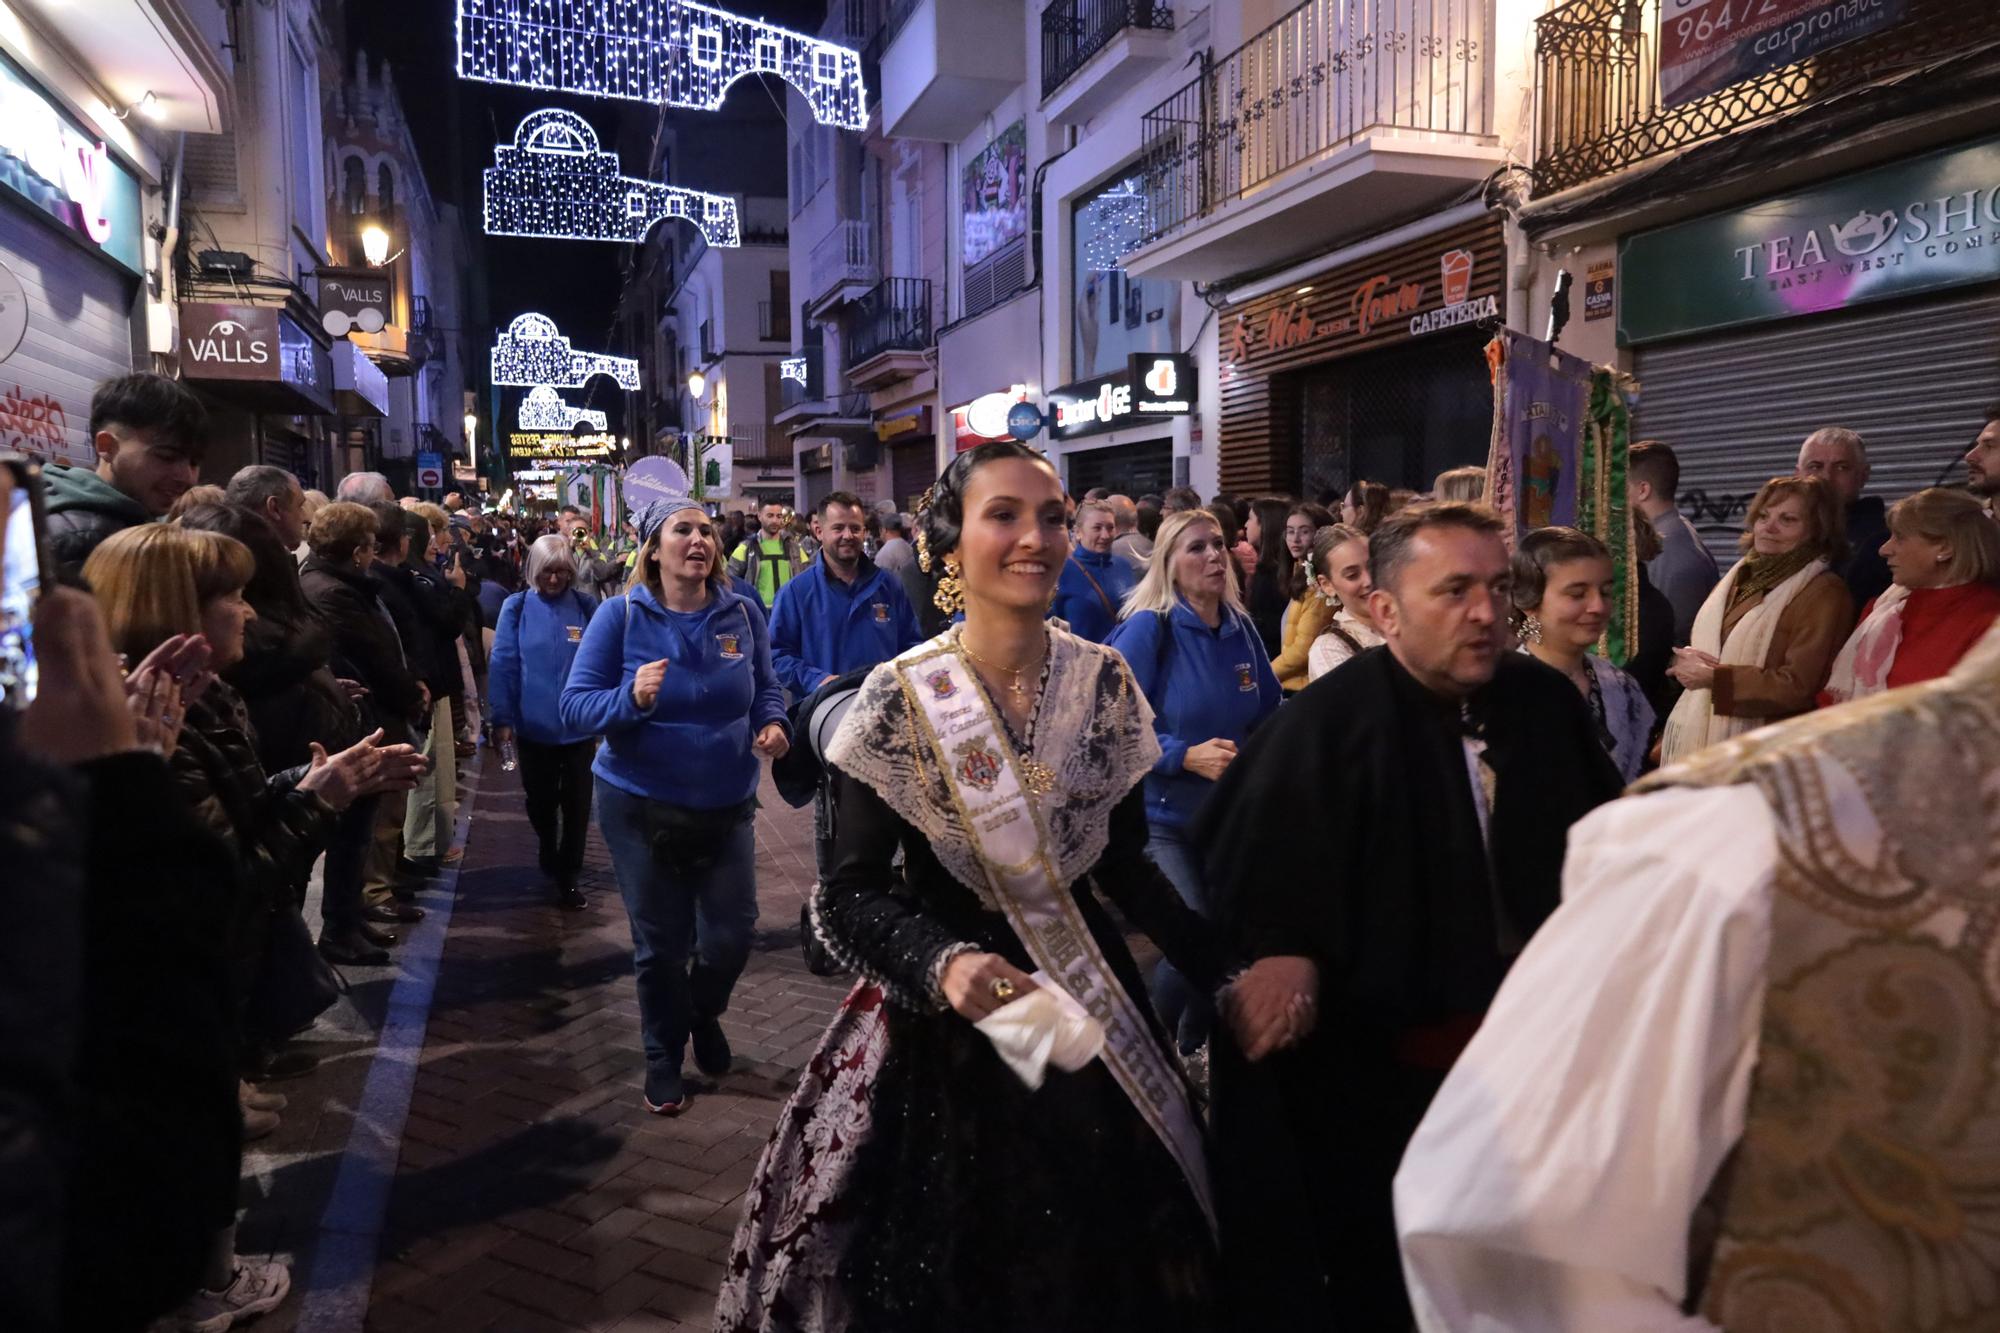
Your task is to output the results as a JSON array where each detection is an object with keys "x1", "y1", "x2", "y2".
[{"x1": 293, "y1": 761, "x2": 482, "y2": 1332}]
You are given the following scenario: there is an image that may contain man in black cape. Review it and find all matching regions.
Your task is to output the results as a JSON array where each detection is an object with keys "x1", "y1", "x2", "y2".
[{"x1": 1198, "y1": 502, "x2": 1623, "y2": 1328}]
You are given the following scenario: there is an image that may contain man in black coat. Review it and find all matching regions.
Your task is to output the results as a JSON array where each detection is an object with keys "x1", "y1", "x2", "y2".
[
  {"x1": 1196, "y1": 503, "x2": 1623, "y2": 1330},
  {"x1": 1797, "y1": 426, "x2": 1892, "y2": 609}
]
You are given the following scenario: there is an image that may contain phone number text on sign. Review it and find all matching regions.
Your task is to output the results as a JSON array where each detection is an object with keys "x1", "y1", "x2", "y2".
[{"x1": 1660, "y1": 0, "x2": 1907, "y2": 109}]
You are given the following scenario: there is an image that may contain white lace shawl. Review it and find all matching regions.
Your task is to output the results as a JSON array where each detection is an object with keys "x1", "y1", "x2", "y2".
[{"x1": 823, "y1": 625, "x2": 1163, "y2": 909}]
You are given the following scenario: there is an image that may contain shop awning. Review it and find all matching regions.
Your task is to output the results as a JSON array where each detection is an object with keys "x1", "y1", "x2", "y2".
[
  {"x1": 331, "y1": 340, "x2": 389, "y2": 417},
  {"x1": 179, "y1": 301, "x2": 335, "y2": 415}
]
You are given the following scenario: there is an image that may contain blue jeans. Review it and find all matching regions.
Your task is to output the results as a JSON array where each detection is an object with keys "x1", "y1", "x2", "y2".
[
  {"x1": 1144, "y1": 821, "x2": 1213, "y2": 1054},
  {"x1": 596, "y1": 782, "x2": 759, "y2": 1083}
]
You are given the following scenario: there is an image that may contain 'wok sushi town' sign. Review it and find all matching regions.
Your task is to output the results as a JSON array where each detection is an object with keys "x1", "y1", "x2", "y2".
[{"x1": 1619, "y1": 135, "x2": 2000, "y2": 344}]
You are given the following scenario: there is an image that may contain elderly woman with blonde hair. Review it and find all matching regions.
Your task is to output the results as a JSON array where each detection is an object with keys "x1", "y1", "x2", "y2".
[
  {"x1": 1820, "y1": 486, "x2": 2000, "y2": 704},
  {"x1": 489, "y1": 532, "x2": 602, "y2": 910}
]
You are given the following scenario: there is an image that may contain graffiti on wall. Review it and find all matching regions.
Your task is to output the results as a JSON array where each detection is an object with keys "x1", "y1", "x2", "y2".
[{"x1": 0, "y1": 386, "x2": 81, "y2": 463}]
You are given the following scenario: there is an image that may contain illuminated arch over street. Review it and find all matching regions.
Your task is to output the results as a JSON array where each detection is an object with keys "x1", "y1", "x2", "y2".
[
  {"x1": 457, "y1": 0, "x2": 867, "y2": 129},
  {"x1": 491, "y1": 313, "x2": 641, "y2": 391},
  {"x1": 518, "y1": 384, "x2": 609, "y2": 431},
  {"x1": 485, "y1": 109, "x2": 740, "y2": 247}
]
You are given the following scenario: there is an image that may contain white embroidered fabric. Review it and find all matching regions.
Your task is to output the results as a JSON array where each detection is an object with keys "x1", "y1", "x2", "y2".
[{"x1": 823, "y1": 626, "x2": 1163, "y2": 911}]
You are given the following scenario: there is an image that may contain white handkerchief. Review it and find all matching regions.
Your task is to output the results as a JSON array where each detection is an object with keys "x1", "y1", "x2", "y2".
[{"x1": 973, "y1": 971, "x2": 1106, "y2": 1090}]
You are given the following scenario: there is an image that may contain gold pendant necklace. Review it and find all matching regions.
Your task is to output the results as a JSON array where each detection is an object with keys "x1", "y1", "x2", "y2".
[{"x1": 959, "y1": 630, "x2": 1057, "y2": 795}]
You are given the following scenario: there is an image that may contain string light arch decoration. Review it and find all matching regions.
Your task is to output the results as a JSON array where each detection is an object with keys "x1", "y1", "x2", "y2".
[
  {"x1": 457, "y1": 0, "x2": 868, "y2": 130},
  {"x1": 518, "y1": 384, "x2": 610, "y2": 431},
  {"x1": 491, "y1": 312, "x2": 642, "y2": 390},
  {"x1": 485, "y1": 108, "x2": 740, "y2": 247}
]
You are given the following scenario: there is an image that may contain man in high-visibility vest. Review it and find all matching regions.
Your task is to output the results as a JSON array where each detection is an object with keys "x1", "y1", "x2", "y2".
[{"x1": 727, "y1": 499, "x2": 806, "y2": 608}]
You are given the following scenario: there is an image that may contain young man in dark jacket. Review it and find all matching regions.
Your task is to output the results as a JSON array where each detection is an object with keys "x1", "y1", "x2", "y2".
[{"x1": 45, "y1": 373, "x2": 207, "y2": 581}]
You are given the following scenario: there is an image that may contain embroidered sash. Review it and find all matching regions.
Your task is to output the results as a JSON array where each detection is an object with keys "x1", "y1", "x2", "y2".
[{"x1": 898, "y1": 639, "x2": 1218, "y2": 1236}]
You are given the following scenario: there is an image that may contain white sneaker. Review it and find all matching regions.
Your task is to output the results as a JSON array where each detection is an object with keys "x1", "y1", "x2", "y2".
[{"x1": 172, "y1": 1260, "x2": 291, "y2": 1332}]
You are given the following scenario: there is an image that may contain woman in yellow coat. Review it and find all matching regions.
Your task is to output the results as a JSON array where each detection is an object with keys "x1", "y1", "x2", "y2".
[{"x1": 1268, "y1": 502, "x2": 1336, "y2": 690}]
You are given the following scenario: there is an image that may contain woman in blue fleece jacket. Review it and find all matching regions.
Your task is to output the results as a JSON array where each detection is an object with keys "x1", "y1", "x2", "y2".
[
  {"x1": 560, "y1": 494, "x2": 791, "y2": 1115},
  {"x1": 1105, "y1": 507, "x2": 1280, "y2": 1051},
  {"x1": 489, "y1": 533, "x2": 600, "y2": 910}
]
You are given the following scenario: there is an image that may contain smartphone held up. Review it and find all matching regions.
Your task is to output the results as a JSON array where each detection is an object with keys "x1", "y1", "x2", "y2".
[{"x1": 0, "y1": 453, "x2": 52, "y2": 709}]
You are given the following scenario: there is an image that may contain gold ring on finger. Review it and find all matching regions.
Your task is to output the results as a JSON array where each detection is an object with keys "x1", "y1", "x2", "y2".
[{"x1": 990, "y1": 977, "x2": 1017, "y2": 1003}]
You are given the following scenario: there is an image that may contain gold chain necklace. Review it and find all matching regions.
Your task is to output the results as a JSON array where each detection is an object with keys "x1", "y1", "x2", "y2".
[
  {"x1": 958, "y1": 629, "x2": 1058, "y2": 796},
  {"x1": 958, "y1": 629, "x2": 1048, "y2": 707}
]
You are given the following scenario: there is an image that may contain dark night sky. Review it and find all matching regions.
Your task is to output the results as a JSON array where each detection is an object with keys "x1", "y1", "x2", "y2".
[{"x1": 345, "y1": 0, "x2": 826, "y2": 432}]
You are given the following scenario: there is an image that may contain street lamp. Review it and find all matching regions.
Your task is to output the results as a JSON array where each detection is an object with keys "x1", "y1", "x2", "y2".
[
  {"x1": 463, "y1": 411, "x2": 479, "y2": 471},
  {"x1": 686, "y1": 370, "x2": 705, "y2": 399},
  {"x1": 360, "y1": 224, "x2": 391, "y2": 266}
]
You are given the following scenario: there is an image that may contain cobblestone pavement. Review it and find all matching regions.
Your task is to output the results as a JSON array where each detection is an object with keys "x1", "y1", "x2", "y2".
[{"x1": 249, "y1": 761, "x2": 849, "y2": 1332}]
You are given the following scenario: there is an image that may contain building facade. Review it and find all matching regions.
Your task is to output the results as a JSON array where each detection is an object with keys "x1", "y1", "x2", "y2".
[
  {"x1": 1516, "y1": 0, "x2": 2000, "y2": 558},
  {"x1": 0, "y1": 0, "x2": 230, "y2": 469}
]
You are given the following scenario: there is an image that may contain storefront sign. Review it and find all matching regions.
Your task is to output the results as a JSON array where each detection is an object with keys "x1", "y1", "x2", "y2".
[
  {"x1": 330, "y1": 340, "x2": 389, "y2": 416},
  {"x1": 873, "y1": 405, "x2": 932, "y2": 442},
  {"x1": 1619, "y1": 135, "x2": 2000, "y2": 344},
  {"x1": 1047, "y1": 354, "x2": 1196, "y2": 443},
  {"x1": 1660, "y1": 0, "x2": 1907, "y2": 109},
  {"x1": 953, "y1": 386, "x2": 1032, "y2": 451},
  {"x1": 0, "y1": 55, "x2": 143, "y2": 273},
  {"x1": 1222, "y1": 214, "x2": 1507, "y2": 372},
  {"x1": 181, "y1": 304, "x2": 279, "y2": 379},
  {"x1": 1584, "y1": 261, "x2": 1616, "y2": 322},
  {"x1": 1006, "y1": 401, "x2": 1043, "y2": 441},
  {"x1": 179, "y1": 302, "x2": 332, "y2": 413},
  {"x1": 317, "y1": 266, "x2": 395, "y2": 338}
]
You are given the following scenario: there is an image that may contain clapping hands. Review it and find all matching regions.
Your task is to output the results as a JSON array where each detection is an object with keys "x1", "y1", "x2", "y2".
[{"x1": 298, "y1": 727, "x2": 431, "y2": 810}]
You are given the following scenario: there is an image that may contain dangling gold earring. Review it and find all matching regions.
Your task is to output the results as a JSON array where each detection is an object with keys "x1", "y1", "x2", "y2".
[
  {"x1": 933, "y1": 556, "x2": 965, "y2": 616},
  {"x1": 1521, "y1": 612, "x2": 1544, "y2": 645}
]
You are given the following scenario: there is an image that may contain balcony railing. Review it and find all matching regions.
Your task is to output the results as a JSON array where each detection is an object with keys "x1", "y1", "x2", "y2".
[
  {"x1": 1139, "y1": 0, "x2": 1493, "y2": 245},
  {"x1": 846, "y1": 277, "x2": 933, "y2": 366},
  {"x1": 780, "y1": 343, "x2": 823, "y2": 411},
  {"x1": 727, "y1": 424, "x2": 795, "y2": 469},
  {"x1": 1534, "y1": 0, "x2": 1981, "y2": 196},
  {"x1": 1042, "y1": 0, "x2": 1174, "y2": 99},
  {"x1": 807, "y1": 220, "x2": 878, "y2": 307}
]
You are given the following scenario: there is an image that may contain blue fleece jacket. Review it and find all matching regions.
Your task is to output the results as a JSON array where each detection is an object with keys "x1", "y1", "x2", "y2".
[
  {"x1": 1050, "y1": 547, "x2": 1137, "y2": 643},
  {"x1": 767, "y1": 556, "x2": 923, "y2": 697},
  {"x1": 488, "y1": 586, "x2": 600, "y2": 745},
  {"x1": 1105, "y1": 600, "x2": 1282, "y2": 829},
  {"x1": 558, "y1": 585, "x2": 790, "y2": 808}
]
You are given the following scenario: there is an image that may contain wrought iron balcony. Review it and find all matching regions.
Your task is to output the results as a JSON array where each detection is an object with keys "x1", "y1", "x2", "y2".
[
  {"x1": 1042, "y1": 0, "x2": 1173, "y2": 99},
  {"x1": 779, "y1": 343, "x2": 823, "y2": 412},
  {"x1": 846, "y1": 277, "x2": 933, "y2": 368},
  {"x1": 1138, "y1": 0, "x2": 1493, "y2": 248},
  {"x1": 1533, "y1": 0, "x2": 1988, "y2": 197}
]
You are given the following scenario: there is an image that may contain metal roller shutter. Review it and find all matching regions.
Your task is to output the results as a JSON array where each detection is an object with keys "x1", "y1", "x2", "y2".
[
  {"x1": 1634, "y1": 289, "x2": 2000, "y2": 563},
  {"x1": 0, "y1": 215, "x2": 137, "y2": 466},
  {"x1": 889, "y1": 440, "x2": 933, "y2": 514}
]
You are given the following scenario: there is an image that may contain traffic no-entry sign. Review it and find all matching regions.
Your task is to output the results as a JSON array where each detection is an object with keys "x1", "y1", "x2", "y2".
[{"x1": 416, "y1": 465, "x2": 443, "y2": 489}]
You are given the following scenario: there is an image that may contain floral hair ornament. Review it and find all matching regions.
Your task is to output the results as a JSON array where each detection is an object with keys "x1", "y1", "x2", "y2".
[{"x1": 914, "y1": 483, "x2": 938, "y2": 574}]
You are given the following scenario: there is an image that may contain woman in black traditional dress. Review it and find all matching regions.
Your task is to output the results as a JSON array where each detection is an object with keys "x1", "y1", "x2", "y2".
[{"x1": 716, "y1": 442, "x2": 1229, "y2": 1332}]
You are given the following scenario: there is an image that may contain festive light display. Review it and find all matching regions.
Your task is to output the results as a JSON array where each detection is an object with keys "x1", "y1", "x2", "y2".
[
  {"x1": 485, "y1": 108, "x2": 740, "y2": 247},
  {"x1": 518, "y1": 384, "x2": 609, "y2": 431},
  {"x1": 491, "y1": 312, "x2": 641, "y2": 390},
  {"x1": 779, "y1": 356, "x2": 807, "y2": 385},
  {"x1": 1080, "y1": 181, "x2": 1149, "y2": 274},
  {"x1": 457, "y1": 0, "x2": 867, "y2": 130}
]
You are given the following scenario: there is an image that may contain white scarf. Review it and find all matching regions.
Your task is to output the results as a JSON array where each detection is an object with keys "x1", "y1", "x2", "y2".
[
  {"x1": 1660, "y1": 556, "x2": 1828, "y2": 763},
  {"x1": 1821, "y1": 583, "x2": 1912, "y2": 704}
]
